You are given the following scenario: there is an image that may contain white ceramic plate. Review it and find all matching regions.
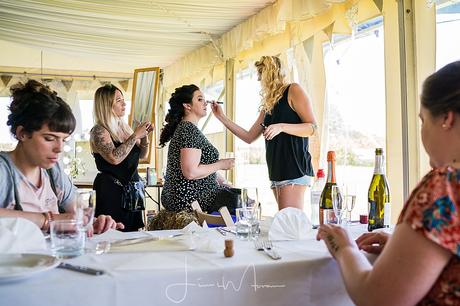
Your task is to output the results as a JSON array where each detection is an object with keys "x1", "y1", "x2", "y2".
[{"x1": 0, "y1": 254, "x2": 59, "y2": 283}]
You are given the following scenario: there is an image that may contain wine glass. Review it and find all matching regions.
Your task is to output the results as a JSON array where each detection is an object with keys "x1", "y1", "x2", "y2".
[
  {"x1": 344, "y1": 194, "x2": 356, "y2": 225},
  {"x1": 76, "y1": 190, "x2": 96, "y2": 232},
  {"x1": 331, "y1": 186, "x2": 344, "y2": 226},
  {"x1": 224, "y1": 152, "x2": 235, "y2": 183}
]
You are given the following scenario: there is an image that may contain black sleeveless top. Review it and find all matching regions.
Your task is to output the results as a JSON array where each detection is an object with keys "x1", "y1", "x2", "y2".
[
  {"x1": 93, "y1": 141, "x2": 141, "y2": 184},
  {"x1": 93, "y1": 140, "x2": 144, "y2": 231},
  {"x1": 263, "y1": 85, "x2": 314, "y2": 181}
]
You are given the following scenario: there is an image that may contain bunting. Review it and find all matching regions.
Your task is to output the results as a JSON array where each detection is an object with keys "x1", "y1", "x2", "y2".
[
  {"x1": 1, "y1": 75, "x2": 12, "y2": 87},
  {"x1": 302, "y1": 36, "x2": 315, "y2": 63},
  {"x1": 323, "y1": 22, "x2": 335, "y2": 43},
  {"x1": 118, "y1": 79, "x2": 129, "y2": 92},
  {"x1": 61, "y1": 80, "x2": 73, "y2": 91},
  {"x1": 372, "y1": 0, "x2": 383, "y2": 12}
]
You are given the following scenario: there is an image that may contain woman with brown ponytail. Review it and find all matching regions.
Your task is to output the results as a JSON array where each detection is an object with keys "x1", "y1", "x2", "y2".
[{"x1": 160, "y1": 84, "x2": 235, "y2": 213}]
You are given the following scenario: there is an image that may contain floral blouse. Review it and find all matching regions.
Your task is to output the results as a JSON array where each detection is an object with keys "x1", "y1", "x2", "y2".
[{"x1": 399, "y1": 166, "x2": 460, "y2": 305}]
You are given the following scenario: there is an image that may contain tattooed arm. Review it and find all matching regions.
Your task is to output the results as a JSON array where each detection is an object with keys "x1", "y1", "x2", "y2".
[
  {"x1": 316, "y1": 223, "x2": 451, "y2": 306},
  {"x1": 90, "y1": 125, "x2": 137, "y2": 165}
]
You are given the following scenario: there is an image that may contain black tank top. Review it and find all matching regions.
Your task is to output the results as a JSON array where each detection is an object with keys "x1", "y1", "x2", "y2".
[
  {"x1": 263, "y1": 85, "x2": 314, "y2": 181},
  {"x1": 93, "y1": 141, "x2": 141, "y2": 184}
]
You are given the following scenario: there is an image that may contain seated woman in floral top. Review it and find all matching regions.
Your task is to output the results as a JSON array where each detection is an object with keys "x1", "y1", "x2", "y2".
[
  {"x1": 317, "y1": 61, "x2": 460, "y2": 306},
  {"x1": 159, "y1": 84, "x2": 235, "y2": 212}
]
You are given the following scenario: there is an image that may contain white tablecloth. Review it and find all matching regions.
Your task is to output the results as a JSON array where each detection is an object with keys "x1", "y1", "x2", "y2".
[{"x1": 0, "y1": 225, "x2": 373, "y2": 306}]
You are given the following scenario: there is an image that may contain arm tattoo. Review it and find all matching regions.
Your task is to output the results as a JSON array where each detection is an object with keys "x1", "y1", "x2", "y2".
[
  {"x1": 113, "y1": 135, "x2": 136, "y2": 160},
  {"x1": 91, "y1": 125, "x2": 136, "y2": 163},
  {"x1": 327, "y1": 234, "x2": 340, "y2": 253}
]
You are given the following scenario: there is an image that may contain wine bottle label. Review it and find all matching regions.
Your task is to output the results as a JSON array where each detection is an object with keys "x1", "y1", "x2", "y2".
[{"x1": 384, "y1": 202, "x2": 391, "y2": 227}]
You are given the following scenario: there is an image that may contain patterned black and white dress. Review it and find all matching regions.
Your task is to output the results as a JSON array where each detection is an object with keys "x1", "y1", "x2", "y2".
[{"x1": 161, "y1": 121, "x2": 222, "y2": 212}]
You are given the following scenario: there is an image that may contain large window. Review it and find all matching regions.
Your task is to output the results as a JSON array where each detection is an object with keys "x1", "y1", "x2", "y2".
[
  {"x1": 0, "y1": 97, "x2": 16, "y2": 151},
  {"x1": 436, "y1": 1, "x2": 460, "y2": 68},
  {"x1": 235, "y1": 68, "x2": 279, "y2": 216},
  {"x1": 323, "y1": 17, "x2": 386, "y2": 220}
]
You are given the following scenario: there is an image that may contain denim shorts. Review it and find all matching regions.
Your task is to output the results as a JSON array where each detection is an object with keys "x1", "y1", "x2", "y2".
[{"x1": 270, "y1": 175, "x2": 313, "y2": 189}]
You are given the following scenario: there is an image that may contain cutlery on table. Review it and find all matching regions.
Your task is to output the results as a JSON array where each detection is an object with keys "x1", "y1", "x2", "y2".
[
  {"x1": 254, "y1": 240, "x2": 281, "y2": 260},
  {"x1": 110, "y1": 233, "x2": 184, "y2": 247},
  {"x1": 58, "y1": 262, "x2": 105, "y2": 276},
  {"x1": 220, "y1": 228, "x2": 236, "y2": 235}
]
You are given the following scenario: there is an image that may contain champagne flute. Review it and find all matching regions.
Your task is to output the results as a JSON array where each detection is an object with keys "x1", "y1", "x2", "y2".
[
  {"x1": 76, "y1": 190, "x2": 96, "y2": 232},
  {"x1": 344, "y1": 194, "x2": 356, "y2": 225},
  {"x1": 331, "y1": 185, "x2": 344, "y2": 226},
  {"x1": 224, "y1": 152, "x2": 235, "y2": 183}
]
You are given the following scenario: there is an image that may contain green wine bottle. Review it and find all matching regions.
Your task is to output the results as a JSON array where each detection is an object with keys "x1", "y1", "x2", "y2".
[
  {"x1": 319, "y1": 151, "x2": 341, "y2": 225},
  {"x1": 368, "y1": 148, "x2": 391, "y2": 231}
]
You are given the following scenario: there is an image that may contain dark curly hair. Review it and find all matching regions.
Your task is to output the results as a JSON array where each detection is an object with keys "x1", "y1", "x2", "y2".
[
  {"x1": 421, "y1": 61, "x2": 460, "y2": 117},
  {"x1": 159, "y1": 84, "x2": 199, "y2": 146},
  {"x1": 7, "y1": 79, "x2": 76, "y2": 139}
]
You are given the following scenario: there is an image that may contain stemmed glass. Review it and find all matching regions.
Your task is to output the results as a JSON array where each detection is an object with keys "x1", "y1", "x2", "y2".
[
  {"x1": 76, "y1": 190, "x2": 96, "y2": 232},
  {"x1": 331, "y1": 186, "x2": 344, "y2": 226},
  {"x1": 344, "y1": 194, "x2": 356, "y2": 225},
  {"x1": 240, "y1": 187, "x2": 259, "y2": 210},
  {"x1": 224, "y1": 152, "x2": 235, "y2": 183}
]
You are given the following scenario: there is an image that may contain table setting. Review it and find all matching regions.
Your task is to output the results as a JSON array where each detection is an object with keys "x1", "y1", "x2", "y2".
[{"x1": 0, "y1": 196, "x2": 374, "y2": 306}]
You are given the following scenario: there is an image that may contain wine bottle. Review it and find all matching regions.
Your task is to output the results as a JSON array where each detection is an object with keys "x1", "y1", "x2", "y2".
[
  {"x1": 310, "y1": 169, "x2": 326, "y2": 227},
  {"x1": 368, "y1": 148, "x2": 391, "y2": 231},
  {"x1": 319, "y1": 151, "x2": 341, "y2": 225}
]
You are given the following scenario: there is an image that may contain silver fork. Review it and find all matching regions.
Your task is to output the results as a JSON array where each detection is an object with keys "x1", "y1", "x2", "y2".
[{"x1": 254, "y1": 240, "x2": 281, "y2": 260}]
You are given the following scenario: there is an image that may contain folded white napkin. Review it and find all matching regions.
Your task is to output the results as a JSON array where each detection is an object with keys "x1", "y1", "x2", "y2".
[
  {"x1": 181, "y1": 221, "x2": 207, "y2": 233},
  {"x1": 182, "y1": 221, "x2": 221, "y2": 253},
  {"x1": 268, "y1": 207, "x2": 313, "y2": 241},
  {"x1": 0, "y1": 217, "x2": 47, "y2": 253}
]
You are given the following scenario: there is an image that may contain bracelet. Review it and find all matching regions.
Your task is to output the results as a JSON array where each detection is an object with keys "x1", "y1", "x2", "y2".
[
  {"x1": 139, "y1": 143, "x2": 150, "y2": 148},
  {"x1": 41, "y1": 211, "x2": 54, "y2": 232},
  {"x1": 310, "y1": 123, "x2": 318, "y2": 136},
  {"x1": 41, "y1": 212, "x2": 49, "y2": 232}
]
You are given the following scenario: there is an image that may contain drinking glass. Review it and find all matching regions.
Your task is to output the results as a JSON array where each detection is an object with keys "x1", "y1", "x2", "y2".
[
  {"x1": 76, "y1": 190, "x2": 96, "y2": 232},
  {"x1": 240, "y1": 187, "x2": 259, "y2": 210},
  {"x1": 331, "y1": 186, "x2": 344, "y2": 226},
  {"x1": 235, "y1": 208, "x2": 260, "y2": 240},
  {"x1": 224, "y1": 152, "x2": 235, "y2": 182},
  {"x1": 344, "y1": 194, "x2": 356, "y2": 225},
  {"x1": 50, "y1": 220, "x2": 85, "y2": 258}
]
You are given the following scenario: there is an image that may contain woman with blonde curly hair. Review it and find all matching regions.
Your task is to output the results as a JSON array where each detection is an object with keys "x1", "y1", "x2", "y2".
[{"x1": 211, "y1": 56, "x2": 317, "y2": 210}]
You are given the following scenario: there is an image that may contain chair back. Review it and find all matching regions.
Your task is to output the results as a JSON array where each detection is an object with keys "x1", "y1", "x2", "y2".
[{"x1": 191, "y1": 201, "x2": 234, "y2": 227}]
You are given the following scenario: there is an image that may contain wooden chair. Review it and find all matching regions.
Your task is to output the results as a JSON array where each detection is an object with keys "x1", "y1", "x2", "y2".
[{"x1": 191, "y1": 201, "x2": 234, "y2": 227}]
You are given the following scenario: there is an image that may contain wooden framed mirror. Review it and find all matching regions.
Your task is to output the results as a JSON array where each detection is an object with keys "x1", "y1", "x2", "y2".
[{"x1": 129, "y1": 67, "x2": 160, "y2": 165}]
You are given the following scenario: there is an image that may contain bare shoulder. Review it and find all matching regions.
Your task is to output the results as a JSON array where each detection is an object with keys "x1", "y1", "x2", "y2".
[{"x1": 289, "y1": 83, "x2": 304, "y2": 94}]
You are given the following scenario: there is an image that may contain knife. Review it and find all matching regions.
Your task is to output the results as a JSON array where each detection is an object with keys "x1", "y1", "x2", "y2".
[
  {"x1": 110, "y1": 233, "x2": 185, "y2": 247},
  {"x1": 58, "y1": 262, "x2": 105, "y2": 276}
]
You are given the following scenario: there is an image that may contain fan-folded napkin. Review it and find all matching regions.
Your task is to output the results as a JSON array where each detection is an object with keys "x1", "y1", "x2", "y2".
[{"x1": 268, "y1": 207, "x2": 313, "y2": 241}]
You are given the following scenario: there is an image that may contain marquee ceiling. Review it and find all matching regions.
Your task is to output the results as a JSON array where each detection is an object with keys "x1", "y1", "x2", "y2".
[{"x1": 0, "y1": 0, "x2": 275, "y2": 70}]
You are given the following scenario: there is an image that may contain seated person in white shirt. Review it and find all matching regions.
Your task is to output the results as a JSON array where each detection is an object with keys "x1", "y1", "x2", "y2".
[{"x1": 0, "y1": 79, "x2": 124, "y2": 234}]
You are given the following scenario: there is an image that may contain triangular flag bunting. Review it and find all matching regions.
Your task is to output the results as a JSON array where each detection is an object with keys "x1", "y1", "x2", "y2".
[
  {"x1": 372, "y1": 0, "x2": 383, "y2": 12},
  {"x1": 119, "y1": 79, "x2": 129, "y2": 92},
  {"x1": 302, "y1": 36, "x2": 314, "y2": 63},
  {"x1": 323, "y1": 22, "x2": 335, "y2": 43},
  {"x1": 61, "y1": 80, "x2": 73, "y2": 91},
  {"x1": 1, "y1": 75, "x2": 12, "y2": 87}
]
